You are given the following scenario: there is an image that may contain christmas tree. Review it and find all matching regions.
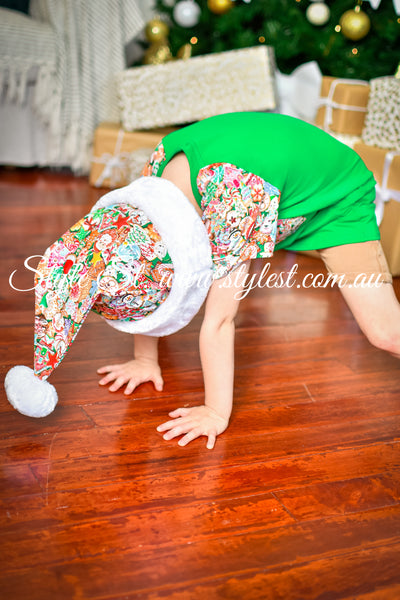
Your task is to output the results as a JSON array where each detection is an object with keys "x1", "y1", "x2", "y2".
[{"x1": 154, "y1": 0, "x2": 400, "y2": 79}]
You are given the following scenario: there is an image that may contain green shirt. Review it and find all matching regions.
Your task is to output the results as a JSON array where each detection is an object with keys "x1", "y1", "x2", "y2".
[{"x1": 156, "y1": 112, "x2": 379, "y2": 251}]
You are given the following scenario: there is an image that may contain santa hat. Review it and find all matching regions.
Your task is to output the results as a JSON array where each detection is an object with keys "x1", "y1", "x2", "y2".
[{"x1": 5, "y1": 177, "x2": 212, "y2": 418}]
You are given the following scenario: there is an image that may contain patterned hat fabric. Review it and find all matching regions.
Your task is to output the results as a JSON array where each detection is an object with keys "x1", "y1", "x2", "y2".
[
  {"x1": 5, "y1": 176, "x2": 213, "y2": 418},
  {"x1": 34, "y1": 203, "x2": 174, "y2": 380}
]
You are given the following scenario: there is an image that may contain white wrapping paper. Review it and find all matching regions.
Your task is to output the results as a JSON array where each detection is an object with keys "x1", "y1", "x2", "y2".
[{"x1": 117, "y1": 46, "x2": 276, "y2": 131}]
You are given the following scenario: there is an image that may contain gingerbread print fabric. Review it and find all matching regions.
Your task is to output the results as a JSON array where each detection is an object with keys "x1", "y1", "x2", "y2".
[
  {"x1": 34, "y1": 204, "x2": 173, "y2": 380},
  {"x1": 197, "y1": 163, "x2": 305, "y2": 279},
  {"x1": 141, "y1": 142, "x2": 167, "y2": 176},
  {"x1": 142, "y1": 145, "x2": 305, "y2": 279}
]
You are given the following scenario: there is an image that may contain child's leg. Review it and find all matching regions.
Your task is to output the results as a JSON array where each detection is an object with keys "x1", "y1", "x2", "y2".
[
  {"x1": 339, "y1": 283, "x2": 400, "y2": 357},
  {"x1": 319, "y1": 241, "x2": 400, "y2": 357}
]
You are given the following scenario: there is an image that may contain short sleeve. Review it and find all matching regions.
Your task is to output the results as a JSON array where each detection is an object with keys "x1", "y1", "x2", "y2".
[
  {"x1": 141, "y1": 142, "x2": 167, "y2": 177},
  {"x1": 197, "y1": 163, "x2": 282, "y2": 279}
]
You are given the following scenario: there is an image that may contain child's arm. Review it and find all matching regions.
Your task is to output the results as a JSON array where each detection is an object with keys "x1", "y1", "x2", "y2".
[
  {"x1": 157, "y1": 262, "x2": 250, "y2": 449},
  {"x1": 97, "y1": 334, "x2": 163, "y2": 394}
]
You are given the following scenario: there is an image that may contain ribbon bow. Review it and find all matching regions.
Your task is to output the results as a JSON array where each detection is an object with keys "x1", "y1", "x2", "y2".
[
  {"x1": 375, "y1": 151, "x2": 400, "y2": 225},
  {"x1": 275, "y1": 61, "x2": 322, "y2": 123}
]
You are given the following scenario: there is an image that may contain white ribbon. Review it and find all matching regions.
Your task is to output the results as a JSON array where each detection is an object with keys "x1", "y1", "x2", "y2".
[
  {"x1": 275, "y1": 61, "x2": 322, "y2": 123},
  {"x1": 363, "y1": 0, "x2": 400, "y2": 15},
  {"x1": 318, "y1": 78, "x2": 369, "y2": 132},
  {"x1": 91, "y1": 128, "x2": 131, "y2": 187},
  {"x1": 375, "y1": 150, "x2": 400, "y2": 225}
]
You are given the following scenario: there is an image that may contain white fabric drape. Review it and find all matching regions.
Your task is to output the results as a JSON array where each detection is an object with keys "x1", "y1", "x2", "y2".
[{"x1": 0, "y1": 0, "x2": 145, "y2": 172}]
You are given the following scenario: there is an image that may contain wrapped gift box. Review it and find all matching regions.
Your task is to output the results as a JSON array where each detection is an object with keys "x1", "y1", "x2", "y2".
[
  {"x1": 117, "y1": 46, "x2": 276, "y2": 131},
  {"x1": 353, "y1": 142, "x2": 400, "y2": 276},
  {"x1": 362, "y1": 76, "x2": 400, "y2": 152},
  {"x1": 90, "y1": 123, "x2": 176, "y2": 188},
  {"x1": 316, "y1": 77, "x2": 370, "y2": 136},
  {"x1": 379, "y1": 199, "x2": 400, "y2": 277}
]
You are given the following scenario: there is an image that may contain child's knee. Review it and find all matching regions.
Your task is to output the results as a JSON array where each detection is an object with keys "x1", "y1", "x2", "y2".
[{"x1": 367, "y1": 328, "x2": 400, "y2": 356}]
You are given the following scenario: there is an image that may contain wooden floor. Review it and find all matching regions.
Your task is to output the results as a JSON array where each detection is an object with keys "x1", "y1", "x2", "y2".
[{"x1": 1, "y1": 168, "x2": 400, "y2": 600}]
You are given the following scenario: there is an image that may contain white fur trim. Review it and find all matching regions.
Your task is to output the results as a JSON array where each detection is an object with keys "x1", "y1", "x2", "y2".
[
  {"x1": 91, "y1": 177, "x2": 213, "y2": 336},
  {"x1": 5, "y1": 366, "x2": 58, "y2": 418}
]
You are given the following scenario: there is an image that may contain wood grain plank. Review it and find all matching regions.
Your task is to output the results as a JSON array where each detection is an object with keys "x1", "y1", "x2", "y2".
[
  {"x1": 79, "y1": 390, "x2": 400, "y2": 434},
  {"x1": 2, "y1": 442, "x2": 396, "y2": 514},
  {"x1": 0, "y1": 414, "x2": 399, "y2": 468},
  {"x1": 1, "y1": 493, "x2": 293, "y2": 570},
  {"x1": 40, "y1": 439, "x2": 400, "y2": 492},
  {"x1": 3, "y1": 476, "x2": 400, "y2": 572},
  {"x1": 0, "y1": 463, "x2": 43, "y2": 499},
  {"x1": 273, "y1": 472, "x2": 400, "y2": 520},
  {"x1": 341, "y1": 583, "x2": 400, "y2": 600},
  {"x1": 0, "y1": 405, "x2": 95, "y2": 438},
  {"x1": 1, "y1": 422, "x2": 399, "y2": 531},
  {"x1": 108, "y1": 544, "x2": 400, "y2": 600},
  {"x1": 1, "y1": 507, "x2": 399, "y2": 598}
]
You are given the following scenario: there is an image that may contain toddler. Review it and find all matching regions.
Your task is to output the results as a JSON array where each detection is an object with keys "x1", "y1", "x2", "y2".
[{"x1": 5, "y1": 113, "x2": 400, "y2": 449}]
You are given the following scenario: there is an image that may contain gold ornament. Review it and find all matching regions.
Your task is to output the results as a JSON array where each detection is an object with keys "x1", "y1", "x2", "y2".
[
  {"x1": 143, "y1": 17, "x2": 172, "y2": 65},
  {"x1": 207, "y1": 0, "x2": 233, "y2": 16},
  {"x1": 339, "y1": 6, "x2": 371, "y2": 41},
  {"x1": 145, "y1": 18, "x2": 170, "y2": 43},
  {"x1": 176, "y1": 43, "x2": 193, "y2": 60},
  {"x1": 143, "y1": 41, "x2": 173, "y2": 65}
]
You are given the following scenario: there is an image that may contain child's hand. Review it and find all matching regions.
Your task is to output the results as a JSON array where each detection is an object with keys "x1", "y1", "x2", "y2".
[
  {"x1": 97, "y1": 358, "x2": 163, "y2": 395},
  {"x1": 157, "y1": 406, "x2": 229, "y2": 450}
]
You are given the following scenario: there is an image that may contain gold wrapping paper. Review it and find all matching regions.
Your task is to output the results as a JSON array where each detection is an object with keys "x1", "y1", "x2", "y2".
[
  {"x1": 316, "y1": 77, "x2": 370, "y2": 136},
  {"x1": 354, "y1": 142, "x2": 400, "y2": 276},
  {"x1": 354, "y1": 143, "x2": 400, "y2": 191},
  {"x1": 379, "y1": 200, "x2": 400, "y2": 277},
  {"x1": 90, "y1": 123, "x2": 176, "y2": 188}
]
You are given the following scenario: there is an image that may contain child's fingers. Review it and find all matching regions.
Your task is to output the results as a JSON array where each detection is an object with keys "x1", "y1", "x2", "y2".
[
  {"x1": 161, "y1": 425, "x2": 186, "y2": 441},
  {"x1": 124, "y1": 379, "x2": 139, "y2": 395},
  {"x1": 169, "y1": 407, "x2": 190, "y2": 418},
  {"x1": 124, "y1": 373, "x2": 163, "y2": 395},
  {"x1": 97, "y1": 364, "x2": 122, "y2": 374},
  {"x1": 157, "y1": 418, "x2": 182, "y2": 433},
  {"x1": 178, "y1": 428, "x2": 202, "y2": 447},
  {"x1": 206, "y1": 433, "x2": 216, "y2": 450},
  {"x1": 98, "y1": 372, "x2": 119, "y2": 385},
  {"x1": 153, "y1": 375, "x2": 164, "y2": 391},
  {"x1": 109, "y1": 376, "x2": 127, "y2": 392}
]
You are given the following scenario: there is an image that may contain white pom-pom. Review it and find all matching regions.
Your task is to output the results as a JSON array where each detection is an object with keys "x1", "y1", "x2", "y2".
[{"x1": 4, "y1": 366, "x2": 58, "y2": 418}]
